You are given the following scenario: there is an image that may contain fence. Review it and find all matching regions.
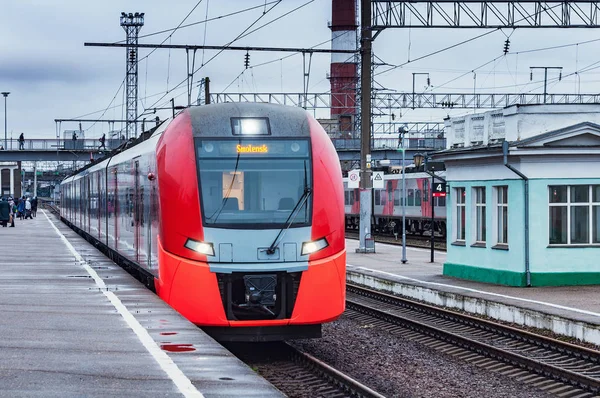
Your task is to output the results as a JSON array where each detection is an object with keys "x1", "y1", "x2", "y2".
[{"x1": 0, "y1": 138, "x2": 126, "y2": 151}]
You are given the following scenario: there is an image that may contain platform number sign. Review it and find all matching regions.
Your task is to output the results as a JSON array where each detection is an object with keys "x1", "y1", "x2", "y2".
[{"x1": 432, "y1": 182, "x2": 446, "y2": 197}]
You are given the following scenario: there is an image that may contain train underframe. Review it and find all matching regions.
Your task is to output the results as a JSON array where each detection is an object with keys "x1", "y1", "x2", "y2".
[{"x1": 345, "y1": 214, "x2": 447, "y2": 238}]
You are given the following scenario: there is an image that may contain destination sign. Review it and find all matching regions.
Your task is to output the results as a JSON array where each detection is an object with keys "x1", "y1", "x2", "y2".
[{"x1": 237, "y1": 144, "x2": 268, "y2": 154}]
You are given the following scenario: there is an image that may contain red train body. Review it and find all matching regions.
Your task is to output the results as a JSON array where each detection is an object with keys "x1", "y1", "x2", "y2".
[
  {"x1": 61, "y1": 103, "x2": 346, "y2": 341},
  {"x1": 344, "y1": 171, "x2": 447, "y2": 237}
]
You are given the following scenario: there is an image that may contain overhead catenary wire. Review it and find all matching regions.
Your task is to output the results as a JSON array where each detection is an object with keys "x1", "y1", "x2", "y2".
[
  {"x1": 117, "y1": 1, "x2": 280, "y2": 43},
  {"x1": 141, "y1": 0, "x2": 287, "y2": 113}
]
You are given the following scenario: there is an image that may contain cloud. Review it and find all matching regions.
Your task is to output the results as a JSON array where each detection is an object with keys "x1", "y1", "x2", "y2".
[{"x1": 0, "y1": 57, "x2": 88, "y2": 84}]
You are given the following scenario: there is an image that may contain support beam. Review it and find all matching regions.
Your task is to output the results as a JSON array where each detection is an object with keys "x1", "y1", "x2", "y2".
[
  {"x1": 84, "y1": 42, "x2": 357, "y2": 54},
  {"x1": 372, "y1": 1, "x2": 600, "y2": 29},
  {"x1": 209, "y1": 92, "x2": 600, "y2": 109}
]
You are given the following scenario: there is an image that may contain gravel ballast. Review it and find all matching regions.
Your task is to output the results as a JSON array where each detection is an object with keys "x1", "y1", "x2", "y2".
[{"x1": 292, "y1": 315, "x2": 552, "y2": 398}]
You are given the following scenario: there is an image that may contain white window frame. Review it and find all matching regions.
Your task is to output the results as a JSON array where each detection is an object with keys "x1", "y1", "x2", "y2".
[
  {"x1": 548, "y1": 185, "x2": 600, "y2": 245},
  {"x1": 454, "y1": 187, "x2": 466, "y2": 242},
  {"x1": 472, "y1": 187, "x2": 486, "y2": 244},
  {"x1": 494, "y1": 186, "x2": 508, "y2": 246}
]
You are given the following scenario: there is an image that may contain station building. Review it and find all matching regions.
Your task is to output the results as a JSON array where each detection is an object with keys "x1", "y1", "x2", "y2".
[
  {"x1": 434, "y1": 104, "x2": 600, "y2": 286},
  {"x1": 0, "y1": 161, "x2": 21, "y2": 198}
]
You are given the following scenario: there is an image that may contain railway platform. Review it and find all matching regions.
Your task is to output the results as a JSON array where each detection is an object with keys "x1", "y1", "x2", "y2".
[
  {"x1": 0, "y1": 210, "x2": 284, "y2": 397},
  {"x1": 346, "y1": 239, "x2": 600, "y2": 346}
]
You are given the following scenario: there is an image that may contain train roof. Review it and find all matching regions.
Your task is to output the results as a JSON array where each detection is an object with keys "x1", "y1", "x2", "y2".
[{"x1": 188, "y1": 102, "x2": 311, "y2": 138}]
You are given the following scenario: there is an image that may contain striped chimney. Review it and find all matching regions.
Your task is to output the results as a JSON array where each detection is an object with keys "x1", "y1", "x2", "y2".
[{"x1": 330, "y1": 0, "x2": 358, "y2": 131}]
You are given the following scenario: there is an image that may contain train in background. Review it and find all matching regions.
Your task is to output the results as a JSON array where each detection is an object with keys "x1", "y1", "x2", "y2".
[
  {"x1": 344, "y1": 167, "x2": 447, "y2": 238},
  {"x1": 60, "y1": 102, "x2": 346, "y2": 342}
]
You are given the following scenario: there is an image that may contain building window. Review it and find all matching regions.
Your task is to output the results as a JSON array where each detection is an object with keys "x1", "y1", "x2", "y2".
[
  {"x1": 549, "y1": 185, "x2": 600, "y2": 245},
  {"x1": 455, "y1": 187, "x2": 465, "y2": 241},
  {"x1": 496, "y1": 186, "x2": 508, "y2": 245},
  {"x1": 474, "y1": 187, "x2": 486, "y2": 243}
]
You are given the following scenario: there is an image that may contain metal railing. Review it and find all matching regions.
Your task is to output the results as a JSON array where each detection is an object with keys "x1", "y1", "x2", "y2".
[
  {"x1": 332, "y1": 137, "x2": 446, "y2": 150},
  {"x1": 0, "y1": 139, "x2": 126, "y2": 151}
]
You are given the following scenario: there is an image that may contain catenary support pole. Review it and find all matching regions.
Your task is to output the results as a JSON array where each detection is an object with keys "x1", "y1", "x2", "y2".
[
  {"x1": 431, "y1": 174, "x2": 435, "y2": 262},
  {"x1": 401, "y1": 147, "x2": 407, "y2": 263},
  {"x1": 358, "y1": 0, "x2": 373, "y2": 253}
]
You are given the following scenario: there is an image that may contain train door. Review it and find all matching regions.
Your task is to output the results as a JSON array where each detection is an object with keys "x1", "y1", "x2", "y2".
[
  {"x1": 86, "y1": 176, "x2": 91, "y2": 234},
  {"x1": 420, "y1": 178, "x2": 430, "y2": 218},
  {"x1": 97, "y1": 172, "x2": 101, "y2": 239},
  {"x1": 134, "y1": 160, "x2": 141, "y2": 262},
  {"x1": 110, "y1": 167, "x2": 118, "y2": 250}
]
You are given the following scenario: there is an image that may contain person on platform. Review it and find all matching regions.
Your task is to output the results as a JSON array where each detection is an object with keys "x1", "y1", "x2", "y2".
[
  {"x1": 98, "y1": 133, "x2": 106, "y2": 150},
  {"x1": 31, "y1": 197, "x2": 38, "y2": 217},
  {"x1": 0, "y1": 197, "x2": 12, "y2": 227},
  {"x1": 24, "y1": 197, "x2": 32, "y2": 219},
  {"x1": 19, "y1": 133, "x2": 25, "y2": 150},
  {"x1": 16, "y1": 197, "x2": 25, "y2": 220}
]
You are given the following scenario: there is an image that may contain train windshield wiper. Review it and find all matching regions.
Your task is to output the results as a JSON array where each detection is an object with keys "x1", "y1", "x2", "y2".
[{"x1": 265, "y1": 161, "x2": 310, "y2": 255}]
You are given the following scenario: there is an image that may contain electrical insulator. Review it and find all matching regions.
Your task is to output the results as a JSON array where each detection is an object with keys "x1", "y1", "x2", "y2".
[
  {"x1": 503, "y1": 39, "x2": 510, "y2": 55},
  {"x1": 129, "y1": 49, "x2": 136, "y2": 62},
  {"x1": 559, "y1": 72, "x2": 562, "y2": 81},
  {"x1": 427, "y1": 77, "x2": 431, "y2": 86},
  {"x1": 530, "y1": 71, "x2": 533, "y2": 81},
  {"x1": 244, "y1": 52, "x2": 250, "y2": 69}
]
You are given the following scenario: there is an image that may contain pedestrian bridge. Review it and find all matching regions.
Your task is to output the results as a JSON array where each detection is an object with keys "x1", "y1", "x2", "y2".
[
  {"x1": 0, "y1": 136, "x2": 446, "y2": 163},
  {"x1": 0, "y1": 139, "x2": 123, "y2": 161}
]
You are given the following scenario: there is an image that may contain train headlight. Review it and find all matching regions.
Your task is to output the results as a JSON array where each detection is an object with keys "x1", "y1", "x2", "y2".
[
  {"x1": 184, "y1": 239, "x2": 215, "y2": 256},
  {"x1": 301, "y1": 237, "x2": 329, "y2": 256},
  {"x1": 231, "y1": 117, "x2": 270, "y2": 135}
]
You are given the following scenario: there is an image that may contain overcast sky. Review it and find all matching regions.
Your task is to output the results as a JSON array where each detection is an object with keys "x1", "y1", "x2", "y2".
[{"x1": 1, "y1": 0, "x2": 600, "y2": 140}]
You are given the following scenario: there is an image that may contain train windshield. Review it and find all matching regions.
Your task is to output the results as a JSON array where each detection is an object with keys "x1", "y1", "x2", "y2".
[{"x1": 196, "y1": 139, "x2": 312, "y2": 228}]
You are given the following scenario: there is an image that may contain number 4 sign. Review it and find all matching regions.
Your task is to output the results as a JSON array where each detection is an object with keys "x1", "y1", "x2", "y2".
[{"x1": 432, "y1": 182, "x2": 446, "y2": 197}]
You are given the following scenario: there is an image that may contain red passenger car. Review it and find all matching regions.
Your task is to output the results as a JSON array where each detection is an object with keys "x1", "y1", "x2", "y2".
[{"x1": 61, "y1": 103, "x2": 346, "y2": 341}]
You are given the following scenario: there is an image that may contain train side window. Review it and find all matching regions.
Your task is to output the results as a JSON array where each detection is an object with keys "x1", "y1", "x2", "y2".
[
  {"x1": 408, "y1": 189, "x2": 414, "y2": 206},
  {"x1": 394, "y1": 189, "x2": 400, "y2": 206},
  {"x1": 415, "y1": 190, "x2": 422, "y2": 206},
  {"x1": 437, "y1": 196, "x2": 446, "y2": 207},
  {"x1": 374, "y1": 190, "x2": 381, "y2": 205}
]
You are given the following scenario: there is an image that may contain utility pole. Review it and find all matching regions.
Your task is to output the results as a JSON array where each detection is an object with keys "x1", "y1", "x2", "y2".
[
  {"x1": 2, "y1": 92, "x2": 9, "y2": 150},
  {"x1": 120, "y1": 12, "x2": 144, "y2": 140},
  {"x1": 33, "y1": 162, "x2": 37, "y2": 198},
  {"x1": 530, "y1": 66, "x2": 562, "y2": 104},
  {"x1": 205, "y1": 77, "x2": 210, "y2": 104},
  {"x1": 411, "y1": 73, "x2": 430, "y2": 109},
  {"x1": 357, "y1": 0, "x2": 373, "y2": 253}
]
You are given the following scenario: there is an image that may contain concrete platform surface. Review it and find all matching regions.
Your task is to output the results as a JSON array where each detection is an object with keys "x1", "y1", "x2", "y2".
[
  {"x1": 0, "y1": 210, "x2": 284, "y2": 397},
  {"x1": 346, "y1": 239, "x2": 600, "y2": 345}
]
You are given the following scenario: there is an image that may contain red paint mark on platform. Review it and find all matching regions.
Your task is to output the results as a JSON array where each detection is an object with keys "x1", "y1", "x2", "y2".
[{"x1": 160, "y1": 344, "x2": 196, "y2": 352}]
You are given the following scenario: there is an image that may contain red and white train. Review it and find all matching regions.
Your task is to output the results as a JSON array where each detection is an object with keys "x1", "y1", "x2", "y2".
[
  {"x1": 61, "y1": 103, "x2": 346, "y2": 341},
  {"x1": 344, "y1": 169, "x2": 447, "y2": 237}
]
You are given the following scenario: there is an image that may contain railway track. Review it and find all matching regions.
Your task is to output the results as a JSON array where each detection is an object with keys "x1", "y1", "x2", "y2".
[
  {"x1": 226, "y1": 341, "x2": 385, "y2": 398},
  {"x1": 346, "y1": 230, "x2": 447, "y2": 251},
  {"x1": 346, "y1": 283, "x2": 600, "y2": 397}
]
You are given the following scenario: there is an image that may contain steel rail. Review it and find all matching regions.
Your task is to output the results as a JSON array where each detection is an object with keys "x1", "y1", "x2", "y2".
[
  {"x1": 347, "y1": 283, "x2": 600, "y2": 394},
  {"x1": 286, "y1": 343, "x2": 387, "y2": 398}
]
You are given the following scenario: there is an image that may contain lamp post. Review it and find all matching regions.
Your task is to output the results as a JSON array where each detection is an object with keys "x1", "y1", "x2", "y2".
[
  {"x1": 398, "y1": 145, "x2": 407, "y2": 263},
  {"x1": 1, "y1": 92, "x2": 9, "y2": 150},
  {"x1": 413, "y1": 152, "x2": 424, "y2": 169}
]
